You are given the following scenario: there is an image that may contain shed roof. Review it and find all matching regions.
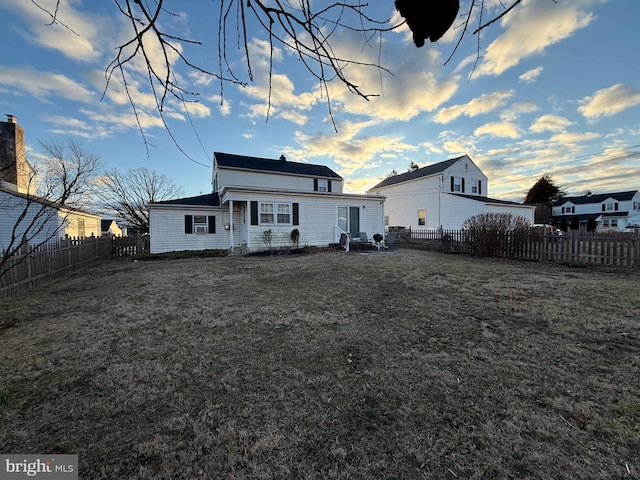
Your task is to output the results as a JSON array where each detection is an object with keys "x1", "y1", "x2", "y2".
[
  {"x1": 214, "y1": 152, "x2": 342, "y2": 179},
  {"x1": 449, "y1": 193, "x2": 528, "y2": 206},
  {"x1": 150, "y1": 192, "x2": 221, "y2": 207}
]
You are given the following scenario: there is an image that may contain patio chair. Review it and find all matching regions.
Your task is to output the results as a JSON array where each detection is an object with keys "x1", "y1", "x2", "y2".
[{"x1": 357, "y1": 232, "x2": 374, "y2": 249}]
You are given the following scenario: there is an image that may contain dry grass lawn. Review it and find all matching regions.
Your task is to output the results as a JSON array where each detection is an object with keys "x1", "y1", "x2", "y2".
[{"x1": 1, "y1": 250, "x2": 639, "y2": 479}]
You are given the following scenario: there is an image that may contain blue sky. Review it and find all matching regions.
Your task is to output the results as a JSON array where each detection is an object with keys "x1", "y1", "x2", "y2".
[{"x1": 1, "y1": 0, "x2": 639, "y2": 201}]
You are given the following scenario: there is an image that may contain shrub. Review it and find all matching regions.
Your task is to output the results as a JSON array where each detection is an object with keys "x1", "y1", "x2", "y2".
[
  {"x1": 262, "y1": 229, "x2": 273, "y2": 249},
  {"x1": 290, "y1": 228, "x2": 300, "y2": 248},
  {"x1": 462, "y1": 212, "x2": 530, "y2": 257}
]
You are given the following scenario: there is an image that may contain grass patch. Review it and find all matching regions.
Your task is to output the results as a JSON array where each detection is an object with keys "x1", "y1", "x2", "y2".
[{"x1": 1, "y1": 250, "x2": 639, "y2": 479}]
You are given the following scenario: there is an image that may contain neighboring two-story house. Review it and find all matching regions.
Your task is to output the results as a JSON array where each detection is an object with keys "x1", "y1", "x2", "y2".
[
  {"x1": 367, "y1": 155, "x2": 534, "y2": 230},
  {"x1": 552, "y1": 190, "x2": 640, "y2": 231},
  {"x1": 148, "y1": 152, "x2": 386, "y2": 254}
]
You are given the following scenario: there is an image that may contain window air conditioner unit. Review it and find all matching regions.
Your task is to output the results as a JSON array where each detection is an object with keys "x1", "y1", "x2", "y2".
[{"x1": 195, "y1": 226, "x2": 207, "y2": 234}]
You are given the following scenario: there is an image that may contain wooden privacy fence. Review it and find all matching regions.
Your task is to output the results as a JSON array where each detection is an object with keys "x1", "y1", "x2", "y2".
[
  {"x1": 1, "y1": 235, "x2": 150, "y2": 301},
  {"x1": 397, "y1": 228, "x2": 640, "y2": 269},
  {"x1": 112, "y1": 235, "x2": 150, "y2": 257}
]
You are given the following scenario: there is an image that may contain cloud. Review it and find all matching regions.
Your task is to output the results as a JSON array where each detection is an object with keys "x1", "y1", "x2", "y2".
[
  {"x1": 0, "y1": 66, "x2": 94, "y2": 102},
  {"x1": 550, "y1": 131, "x2": 600, "y2": 145},
  {"x1": 578, "y1": 83, "x2": 640, "y2": 119},
  {"x1": 434, "y1": 90, "x2": 514, "y2": 123},
  {"x1": 0, "y1": 0, "x2": 102, "y2": 61},
  {"x1": 529, "y1": 114, "x2": 572, "y2": 133},
  {"x1": 474, "y1": 121, "x2": 520, "y2": 139},
  {"x1": 475, "y1": 1, "x2": 593, "y2": 77},
  {"x1": 519, "y1": 66, "x2": 543, "y2": 83},
  {"x1": 500, "y1": 100, "x2": 539, "y2": 121},
  {"x1": 287, "y1": 120, "x2": 417, "y2": 179}
]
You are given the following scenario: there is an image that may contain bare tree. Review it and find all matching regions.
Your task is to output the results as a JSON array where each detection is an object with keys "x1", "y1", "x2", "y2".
[
  {"x1": 0, "y1": 140, "x2": 102, "y2": 278},
  {"x1": 31, "y1": 1, "x2": 531, "y2": 139},
  {"x1": 92, "y1": 167, "x2": 184, "y2": 232}
]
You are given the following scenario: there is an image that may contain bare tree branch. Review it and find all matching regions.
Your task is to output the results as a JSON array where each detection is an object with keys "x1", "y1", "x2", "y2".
[{"x1": 91, "y1": 167, "x2": 184, "y2": 232}]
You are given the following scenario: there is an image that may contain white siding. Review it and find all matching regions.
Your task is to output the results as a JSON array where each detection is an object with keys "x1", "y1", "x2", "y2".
[
  {"x1": 61, "y1": 210, "x2": 102, "y2": 238},
  {"x1": 0, "y1": 190, "x2": 61, "y2": 251},
  {"x1": 217, "y1": 168, "x2": 343, "y2": 194},
  {"x1": 440, "y1": 194, "x2": 487, "y2": 229},
  {"x1": 440, "y1": 195, "x2": 534, "y2": 229},
  {"x1": 486, "y1": 204, "x2": 535, "y2": 224},
  {"x1": 442, "y1": 158, "x2": 488, "y2": 196},
  {"x1": 224, "y1": 191, "x2": 384, "y2": 252},
  {"x1": 374, "y1": 176, "x2": 442, "y2": 229},
  {"x1": 149, "y1": 206, "x2": 231, "y2": 254}
]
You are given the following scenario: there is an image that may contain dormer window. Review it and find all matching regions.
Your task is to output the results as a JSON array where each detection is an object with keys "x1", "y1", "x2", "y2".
[
  {"x1": 602, "y1": 202, "x2": 618, "y2": 212},
  {"x1": 314, "y1": 178, "x2": 331, "y2": 192}
]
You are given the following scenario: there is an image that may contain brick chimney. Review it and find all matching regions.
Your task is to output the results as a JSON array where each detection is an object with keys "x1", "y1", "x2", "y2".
[{"x1": 1, "y1": 115, "x2": 34, "y2": 193}]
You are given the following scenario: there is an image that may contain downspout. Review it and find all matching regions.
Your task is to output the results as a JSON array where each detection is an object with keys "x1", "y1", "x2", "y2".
[
  {"x1": 229, "y1": 199, "x2": 234, "y2": 250},
  {"x1": 438, "y1": 174, "x2": 442, "y2": 228}
]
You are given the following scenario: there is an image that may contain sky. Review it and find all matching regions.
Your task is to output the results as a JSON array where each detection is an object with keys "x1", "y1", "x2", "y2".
[{"x1": 1, "y1": 0, "x2": 639, "y2": 203}]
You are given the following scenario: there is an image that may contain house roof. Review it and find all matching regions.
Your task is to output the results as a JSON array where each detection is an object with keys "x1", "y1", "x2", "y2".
[
  {"x1": 369, "y1": 155, "x2": 467, "y2": 190},
  {"x1": 448, "y1": 193, "x2": 528, "y2": 206},
  {"x1": 0, "y1": 183, "x2": 100, "y2": 217},
  {"x1": 214, "y1": 152, "x2": 342, "y2": 179},
  {"x1": 150, "y1": 192, "x2": 221, "y2": 207},
  {"x1": 553, "y1": 190, "x2": 639, "y2": 206}
]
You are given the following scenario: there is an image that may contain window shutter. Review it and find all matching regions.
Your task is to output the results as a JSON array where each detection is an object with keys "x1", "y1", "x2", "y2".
[
  {"x1": 184, "y1": 215, "x2": 193, "y2": 234},
  {"x1": 293, "y1": 203, "x2": 299, "y2": 226},
  {"x1": 478, "y1": 180, "x2": 482, "y2": 195},
  {"x1": 602, "y1": 204, "x2": 606, "y2": 212},
  {"x1": 615, "y1": 203, "x2": 619, "y2": 211},
  {"x1": 250, "y1": 201, "x2": 259, "y2": 225},
  {"x1": 328, "y1": 180, "x2": 332, "y2": 192},
  {"x1": 450, "y1": 177, "x2": 454, "y2": 192},
  {"x1": 462, "y1": 178, "x2": 465, "y2": 193},
  {"x1": 313, "y1": 179, "x2": 318, "y2": 191},
  {"x1": 208, "y1": 215, "x2": 216, "y2": 234}
]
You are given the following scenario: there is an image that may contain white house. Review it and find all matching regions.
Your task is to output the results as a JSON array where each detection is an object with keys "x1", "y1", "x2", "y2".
[
  {"x1": 148, "y1": 152, "x2": 386, "y2": 254},
  {"x1": 1, "y1": 184, "x2": 103, "y2": 253},
  {"x1": 367, "y1": 155, "x2": 534, "y2": 229},
  {"x1": 552, "y1": 190, "x2": 640, "y2": 231}
]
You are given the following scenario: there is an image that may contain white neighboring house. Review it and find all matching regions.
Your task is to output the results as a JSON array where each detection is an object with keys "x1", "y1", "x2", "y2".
[
  {"x1": 0, "y1": 183, "x2": 103, "y2": 253},
  {"x1": 367, "y1": 155, "x2": 534, "y2": 230},
  {"x1": 148, "y1": 152, "x2": 386, "y2": 254},
  {"x1": 552, "y1": 190, "x2": 640, "y2": 231}
]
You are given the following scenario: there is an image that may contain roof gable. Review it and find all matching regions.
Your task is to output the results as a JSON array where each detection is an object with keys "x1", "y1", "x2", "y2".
[
  {"x1": 553, "y1": 190, "x2": 639, "y2": 206},
  {"x1": 214, "y1": 152, "x2": 342, "y2": 179},
  {"x1": 369, "y1": 155, "x2": 469, "y2": 190}
]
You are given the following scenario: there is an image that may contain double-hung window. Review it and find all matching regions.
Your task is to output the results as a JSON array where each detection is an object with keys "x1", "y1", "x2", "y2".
[
  {"x1": 277, "y1": 203, "x2": 291, "y2": 224},
  {"x1": 260, "y1": 203, "x2": 274, "y2": 224},
  {"x1": 259, "y1": 202, "x2": 291, "y2": 225},
  {"x1": 184, "y1": 215, "x2": 216, "y2": 234},
  {"x1": 453, "y1": 177, "x2": 462, "y2": 192},
  {"x1": 193, "y1": 215, "x2": 207, "y2": 233},
  {"x1": 418, "y1": 209, "x2": 426, "y2": 226}
]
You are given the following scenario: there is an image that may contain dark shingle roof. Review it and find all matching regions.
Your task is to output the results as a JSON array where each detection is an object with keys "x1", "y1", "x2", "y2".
[
  {"x1": 151, "y1": 192, "x2": 221, "y2": 207},
  {"x1": 369, "y1": 155, "x2": 467, "y2": 190},
  {"x1": 553, "y1": 190, "x2": 638, "y2": 206},
  {"x1": 450, "y1": 193, "x2": 527, "y2": 206},
  {"x1": 214, "y1": 152, "x2": 342, "y2": 179}
]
